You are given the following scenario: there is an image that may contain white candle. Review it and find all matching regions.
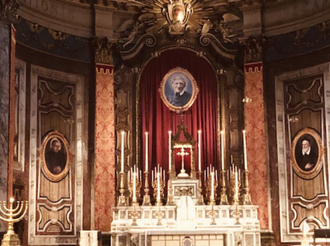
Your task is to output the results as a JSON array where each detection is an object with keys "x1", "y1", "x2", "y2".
[
  {"x1": 121, "y1": 131, "x2": 125, "y2": 172},
  {"x1": 243, "y1": 130, "x2": 248, "y2": 170},
  {"x1": 235, "y1": 171, "x2": 238, "y2": 200},
  {"x1": 198, "y1": 130, "x2": 201, "y2": 171},
  {"x1": 169, "y1": 131, "x2": 172, "y2": 171},
  {"x1": 221, "y1": 131, "x2": 224, "y2": 170},
  {"x1": 157, "y1": 172, "x2": 160, "y2": 201},
  {"x1": 145, "y1": 132, "x2": 148, "y2": 171},
  {"x1": 133, "y1": 172, "x2": 136, "y2": 202},
  {"x1": 152, "y1": 170, "x2": 154, "y2": 182},
  {"x1": 211, "y1": 172, "x2": 214, "y2": 200}
]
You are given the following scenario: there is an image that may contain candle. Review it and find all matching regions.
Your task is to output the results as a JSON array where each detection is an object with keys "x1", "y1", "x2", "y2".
[
  {"x1": 239, "y1": 169, "x2": 241, "y2": 181},
  {"x1": 128, "y1": 171, "x2": 130, "y2": 182},
  {"x1": 133, "y1": 172, "x2": 136, "y2": 202},
  {"x1": 221, "y1": 131, "x2": 224, "y2": 170},
  {"x1": 157, "y1": 172, "x2": 160, "y2": 201},
  {"x1": 198, "y1": 130, "x2": 201, "y2": 171},
  {"x1": 243, "y1": 130, "x2": 248, "y2": 170},
  {"x1": 169, "y1": 131, "x2": 172, "y2": 171},
  {"x1": 235, "y1": 170, "x2": 238, "y2": 200},
  {"x1": 121, "y1": 131, "x2": 125, "y2": 172},
  {"x1": 211, "y1": 172, "x2": 214, "y2": 200},
  {"x1": 145, "y1": 132, "x2": 148, "y2": 171},
  {"x1": 152, "y1": 170, "x2": 154, "y2": 182}
]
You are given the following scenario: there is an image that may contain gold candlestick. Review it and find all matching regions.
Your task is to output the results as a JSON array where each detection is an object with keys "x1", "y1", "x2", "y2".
[
  {"x1": 220, "y1": 170, "x2": 228, "y2": 205},
  {"x1": 128, "y1": 172, "x2": 142, "y2": 205},
  {"x1": 207, "y1": 173, "x2": 218, "y2": 205},
  {"x1": 117, "y1": 171, "x2": 127, "y2": 206},
  {"x1": 142, "y1": 171, "x2": 151, "y2": 206},
  {"x1": 154, "y1": 174, "x2": 163, "y2": 226},
  {"x1": 131, "y1": 202, "x2": 139, "y2": 226},
  {"x1": 154, "y1": 202, "x2": 163, "y2": 226},
  {"x1": 207, "y1": 203, "x2": 217, "y2": 225},
  {"x1": 152, "y1": 178, "x2": 165, "y2": 202},
  {"x1": 196, "y1": 171, "x2": 204, "y2": 205},
  {"x1": 242, "y1": 170, "x2": 252, "y2": 205},
  {"x1": 0, "y1": 198, "x2": 28, "y2": 246},
  {"x1": 229, "y1": 170, "x2": 240, "y2": 205},
  {"x1": 231, "y1": 203, "x2": 241, "y2": 225},
  {"x1": 166, "y1": 176, "x2": 175, "y2": 206}
]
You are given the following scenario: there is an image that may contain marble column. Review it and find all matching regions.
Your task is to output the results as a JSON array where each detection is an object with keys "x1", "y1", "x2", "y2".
[
  {"x1": 0, "y1": 0, "x2": 19, "y2": 231},
  {"x1": 93, "y1": 37, "x2": 115, "y2": 231},
  {"x1": 242, "y1": 37, "x2": 269, "y2": 229}
]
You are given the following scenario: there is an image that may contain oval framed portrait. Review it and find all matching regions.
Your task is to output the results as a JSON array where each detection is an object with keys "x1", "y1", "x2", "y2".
[
  {"x1": 159, "y1": 67, "x2": 199, "y2": 113},
  {"x1": 291, "y1": 128, "x2": 323, "y2": 179},
  {"x1": 41, "y1": 131, "x2": 71, "y2": 181}
]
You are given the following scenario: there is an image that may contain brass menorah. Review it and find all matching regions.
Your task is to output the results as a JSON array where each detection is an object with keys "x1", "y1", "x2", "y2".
[{"x1": 0, "y1": 197, "x2": 28, "y2": 246}]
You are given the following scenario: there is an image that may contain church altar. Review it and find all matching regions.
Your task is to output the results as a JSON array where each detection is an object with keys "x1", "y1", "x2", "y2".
[
  {"x1": 111, "y1": 177, "x2": 261, "y2": 246},
  {"x1": 111, "y1": 122, "x2": 261, "y2": 246}
]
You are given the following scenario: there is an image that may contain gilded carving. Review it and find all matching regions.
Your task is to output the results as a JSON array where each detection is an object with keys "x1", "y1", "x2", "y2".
[
  {"x1": 94, "y1": 37, "x2": 114, "y2": 65},
  {"x1": 0, "y1": 0, "x2": 19, "y2": 22},
  {"x1": 115, "y1": 0, "x2": 243, "y2": 51},
  {"x1": 240, "y1": 37, "x2": 264, "y2": 63},
  {"x1": 48, "y1": 29, "x2": 68, "y2": 41}
]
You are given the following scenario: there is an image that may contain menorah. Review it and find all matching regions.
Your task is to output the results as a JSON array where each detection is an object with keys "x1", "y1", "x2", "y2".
[{"x1": 0, "y1": 197, "x2": 28, "y2": 246}]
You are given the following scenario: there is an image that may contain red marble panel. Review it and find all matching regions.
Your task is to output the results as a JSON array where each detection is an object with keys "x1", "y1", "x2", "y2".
[
  {"x1": 94, "y1": 65, "x2": 115, "y2": 231},
  {"x1": 244, "y1": 63, "x2": 269, "y2": 229}
]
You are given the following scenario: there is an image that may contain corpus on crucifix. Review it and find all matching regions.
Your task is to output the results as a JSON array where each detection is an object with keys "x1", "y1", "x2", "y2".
[{"x1": 177, "y1": 147, "x2": 190, "y2": 178}]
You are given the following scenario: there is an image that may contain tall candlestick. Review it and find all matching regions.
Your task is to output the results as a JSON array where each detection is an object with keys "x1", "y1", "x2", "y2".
[
  {"x1": 221, "y1": 131, "x2": 224, "y2": 170},
  {"x1": 211, "y1": 171, "x2": 214, "y2": 200},
  {"x1": 168, "y1": 131, "x2": 171, "y2": 171},
  {"x1": 121, "y1": 131, "x2": 125, "y2": 172},
  {"x1": 133, "y1": 172, "x2": 136, "y2": 202},
  {"x1": 235, "y1": 170, "x2": 238, "y2": 200},
  {"x1": 145, "y1": 132, "x2": 148, "y2": 171},
  {"x1": 198, "y1": 130, "x2": 201, "y2": 171},
  {"x1": 243, "y1": 130, "x2": 248, "y2": 170},
  {"x1": 157, "y1": 172, "x2": 160, "y2": 201}
]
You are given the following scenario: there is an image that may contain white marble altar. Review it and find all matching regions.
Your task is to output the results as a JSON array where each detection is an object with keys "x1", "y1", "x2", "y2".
[{"x1": 111, "y1": 203, "x2": 260, "y2": 246}]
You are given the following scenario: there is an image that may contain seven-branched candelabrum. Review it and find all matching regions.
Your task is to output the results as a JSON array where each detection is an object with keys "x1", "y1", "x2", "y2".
[{"x1": 0, "y1": 197, "x2": 28, "y2": 246}]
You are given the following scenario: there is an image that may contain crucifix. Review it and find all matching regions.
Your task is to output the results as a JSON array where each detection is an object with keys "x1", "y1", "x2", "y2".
[{"x1": 177, "y1": 147, "x2": 189, "y2": 176}]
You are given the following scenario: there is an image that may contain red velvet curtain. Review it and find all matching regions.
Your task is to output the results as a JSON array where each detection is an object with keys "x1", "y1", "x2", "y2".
[{"x1": 140, "y1": 49, "x2": 218, "y2": 181}]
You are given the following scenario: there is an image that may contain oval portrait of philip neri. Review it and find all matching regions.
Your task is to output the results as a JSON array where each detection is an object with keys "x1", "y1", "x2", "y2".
[
  {"x1": 41, "y1": 131, "x2": 71, "y2": 181},
  {"x1": 291, "y1": 128, "x2": 323, "y2": 179}
]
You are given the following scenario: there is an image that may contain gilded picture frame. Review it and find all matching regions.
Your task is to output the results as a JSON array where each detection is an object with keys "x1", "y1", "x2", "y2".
[
  {"x1": 291, "y1": 128, "x2": 323, "y2": 179},
  {"x1": 41, "y1": 131, "x2": 71, "y2": 181},
  {"x1": 159, "y1": 67, "x2": 199, "y2": 113}
]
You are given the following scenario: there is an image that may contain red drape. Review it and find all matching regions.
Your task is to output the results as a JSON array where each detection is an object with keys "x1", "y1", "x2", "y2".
[{"x1": 140, "y1": 49, "x2": 218, "y2": 181}]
